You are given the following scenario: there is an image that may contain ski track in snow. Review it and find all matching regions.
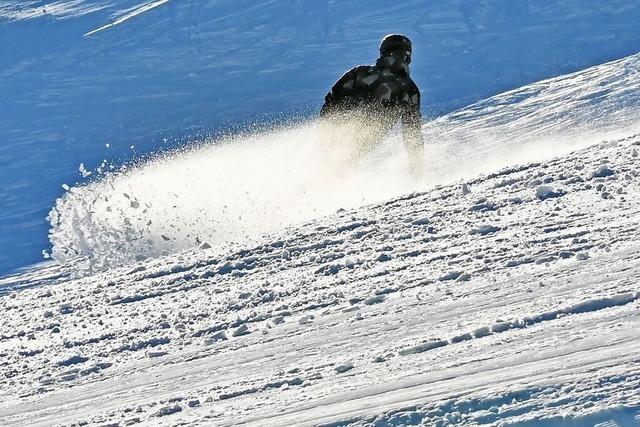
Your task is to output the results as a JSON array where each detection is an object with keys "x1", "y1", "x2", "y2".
[
  {"x1": 2, "y1": 131, "x2": 640, "y2": 425},
  {"x1": 84, "y1": 0, "x2": 172, "y2": 37}
]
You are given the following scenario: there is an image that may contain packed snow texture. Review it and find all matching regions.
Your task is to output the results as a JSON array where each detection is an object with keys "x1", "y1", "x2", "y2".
[
  {"x1": 2, "y1": 54, "x2": 640, "y2": 425},
  {"x1": 3, "y1": 0, "x2": 640, "y2": 273},
  {"x1": 2, "y1": 121, "x2": 640, "y2": 427},
  {"x1": 47, "y1": 53, "x2": 640, "y2": 273},
  {"x1": 2, "y1": 3, "x2": 640, "y2": 425}
]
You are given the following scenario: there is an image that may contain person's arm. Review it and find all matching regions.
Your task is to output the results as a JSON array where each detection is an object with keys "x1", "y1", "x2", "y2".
[
  {"x1": 402, "y1": 84, "x2": 424, "y2": 177},
  {"x1": 320, "y1": 67, "x2": 361, "y2": 117}
]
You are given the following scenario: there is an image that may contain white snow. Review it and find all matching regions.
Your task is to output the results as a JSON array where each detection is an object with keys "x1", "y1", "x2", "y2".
[
  {"x1": 2, "y1": 43, "x2": 640, "y2": 427},
  {"x1": 3, "y1": 66, "x2": 640, "y2": 425},
  {"x1": 4, "y1": 0, "x2": 640, "y2": 274},
  {"x1": 46, "y1": 53, "x2": 640, "y2": 275},
  {"x1": 2, "y1": 126, "x2": 640, "y2": 425}
]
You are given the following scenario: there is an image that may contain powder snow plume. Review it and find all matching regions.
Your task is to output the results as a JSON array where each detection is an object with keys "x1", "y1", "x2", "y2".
[
  {"x1": 47, "y1": 120, "x2": 422, "y2": 272},
  {"x1": 48, "y1": 54, "x2": 640, "y2": 273}
]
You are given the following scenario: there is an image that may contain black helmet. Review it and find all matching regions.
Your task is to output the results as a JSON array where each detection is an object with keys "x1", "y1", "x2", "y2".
[{"x1": 379, "y1": 34, "x2": 412, "y2": 62}]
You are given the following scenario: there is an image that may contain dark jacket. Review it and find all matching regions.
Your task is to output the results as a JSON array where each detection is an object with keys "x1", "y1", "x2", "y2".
[{"x1": 320, "y1": 56, "x2": 422, "y2": 146}]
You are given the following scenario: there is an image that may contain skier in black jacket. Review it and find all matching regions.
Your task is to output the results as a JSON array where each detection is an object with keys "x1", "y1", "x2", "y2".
[{"x1": 321, "y1": 34, "x2": 423, "y2": 176}]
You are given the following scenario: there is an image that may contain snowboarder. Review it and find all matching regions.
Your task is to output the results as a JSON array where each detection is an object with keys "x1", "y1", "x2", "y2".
[{"x1": 320, "y1": 34, "x2": 423, "y2": 176}]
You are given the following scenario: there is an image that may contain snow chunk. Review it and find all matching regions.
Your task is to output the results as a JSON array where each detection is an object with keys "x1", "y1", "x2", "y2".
[
  {"x1": 439, "y1": 271, "x2": 462, "y2": 281},
  {"x1": 469, "y1": 225, "x2": 501, "y2": 235},
  {"x1": 298, "y1": 315, "x2": 315, "y2": 325},
  {"x1": 411, "y1": 217, "x2": 430, "y2": 226},
  {"x1": 79, "y1": 163, "x2": 91, "y2": 178},
  {"x1": 377, "y1": 252, "x2": 392, "y2": 262},
  {"x1": 153, "y1": 404, "x2": 182, "y2": 417},
  {"x1": 364, "y1": 295, "x2": 386, "y2": 305},
  {"x1": 334, "y1": 362, "x2": 354, "y2": 373},
  {"x1": 450, "y1": 333, "x2": 473, "y2": 343},
  {"x1": 399, "y1": 339, "x2": 448, "y2": 356},
  {"x1": 491, "y1": 321, "x2": 513, "y2": 333},
  {"x1": 576, "y1": 252, "x2": 590, "y2": 261},
  {"x1": 204, "y1": 331, "x2": 228, "y2": 345},
  {"x1": 592, "y1": 164, "x2": 615, "y2": 178},
  {"x1": 558, "y1": 250, "x2": 575, "y2": 259},
  {"x1": 238, "y1": 291, "x2": 252, "y2": 300},
  {"x1": 469, "y1": 198, "x2": 496, "y2": 212},
  {"x1": 509, "y1": 196, "x2": 523, "y2": 204},
  {"x1": 455, "y1": 273, "x2": 471, "y2": 282},
  {"x1": 232, "y1": 325, "x2": 251, "y2": 337},
  {"x1": 536, "y1": 185, "x2": 564, "y2": 200},
  {"x1": 473, "y1": 327, "x2": 491, "y2": 338},
  {"x1": 58, "y1": 303, "x2": 74, "y2": 314},
  {"x1": 57, "y1": 355, "x2": 89, "y2": 366}
]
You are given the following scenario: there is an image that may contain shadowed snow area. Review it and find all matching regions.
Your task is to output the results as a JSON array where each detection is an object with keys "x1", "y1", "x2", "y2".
[{"x1": 47, "y1": 53, "x2": 640, "y2": 273}]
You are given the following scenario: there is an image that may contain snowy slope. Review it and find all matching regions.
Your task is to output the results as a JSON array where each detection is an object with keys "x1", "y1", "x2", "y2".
[
  {"x1": 1, "y1": 57, "x2": 640, "y2": 426},
  {"x1": 1, "y1": 131, "x2": 639, "y2": 427},
  {"x1": 3, "y1": 0, "x2": 640, "y2": 273},
  {"x1": 44, "y1": 53, "x2": 640, "y2": 274}
]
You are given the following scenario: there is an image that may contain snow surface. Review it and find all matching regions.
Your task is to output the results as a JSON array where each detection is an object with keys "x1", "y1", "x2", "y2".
[
  {"x1": 1, "y1": 55, "x2": 640, "y2": 425},
  {"x1": 3, "y1": 0, "x2": 640, "y2": 273},
  {"x1": 46, "y1": 52, "x2": 640, "y2": 274}
]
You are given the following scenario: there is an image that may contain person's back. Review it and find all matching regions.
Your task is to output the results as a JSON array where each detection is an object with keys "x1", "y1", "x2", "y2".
[{"x1": 320, "y1": 34, "x2": 423, "y2": 176}]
